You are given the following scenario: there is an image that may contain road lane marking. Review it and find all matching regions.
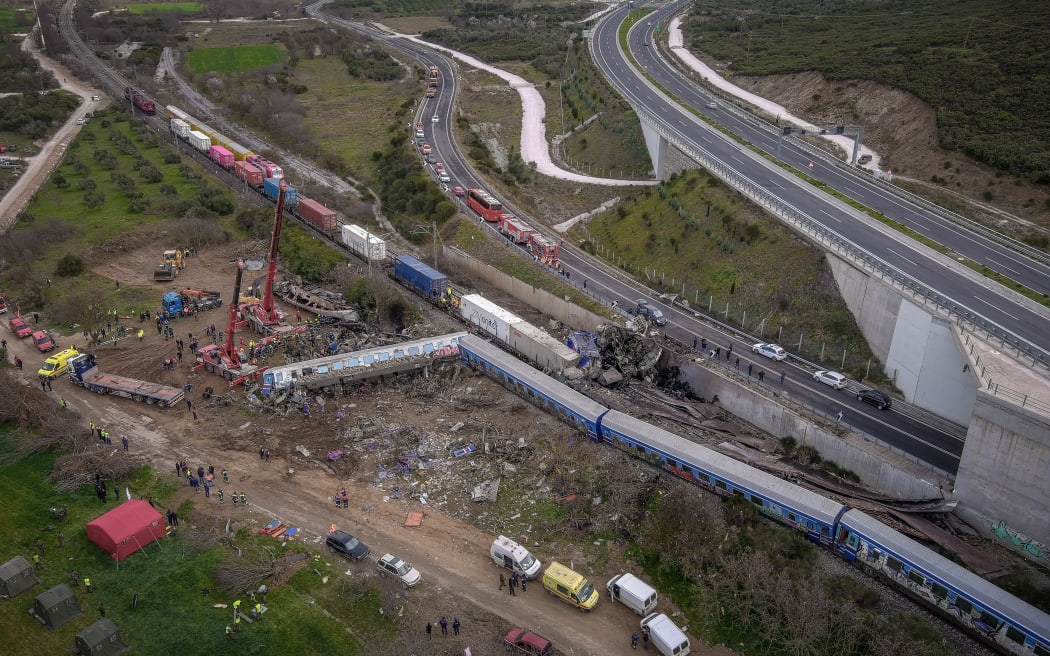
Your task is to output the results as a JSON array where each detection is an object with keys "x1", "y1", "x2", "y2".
[
  {"x1": 971, "y1": 295, "x2": 1020, "y2": 321},
  {"x1": 818, "y1": 208, "x2": 841, "y2": 223},
  {"x1": 886, "y1": 248, "x2": 919, "y2": 268}
]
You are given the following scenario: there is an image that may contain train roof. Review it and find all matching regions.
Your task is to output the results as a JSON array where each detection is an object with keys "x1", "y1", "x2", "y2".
[
  {"x1": 601, "y1": 410, "x2": 846, "y2": 525},
  {"x1": 840, "y1": 509, "x2": 1050, "y2": 640},
  {"x1": 264, "y1": 332, "x2": 467, "y2": 391},
  {"x1": 459, "y1": 334, "x2": 606, "y2": 424}
]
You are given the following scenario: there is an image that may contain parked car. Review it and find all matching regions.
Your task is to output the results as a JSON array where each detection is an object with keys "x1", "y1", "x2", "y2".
[
  {"x1": 438, "y1": 172, "x2": 451, "y2": 183},
  {"x1": 9, "y1": 315, "x2": 32, "y2": 338},
  {"x1": 325, "y1": 530, "x2": 370, "y2": 561},
  {"x1": 75, "y1": 118, "x2": 85, "y2": 125},
  {"x1": 377, "y1": 553, "x2": 422, "y2": 588},
  {"x1": 813, "y1": 370, "x2": 847, "y2": 390},
  {"x1": 425, "y1": 154, "x2": 437, "y2": 164},
  {"x1": 504, "y1": 628, "x2": 553, "y2": 655},
  {"x1": 752, "y1": 343, "x2": 787, "y2": 361},
  {"x1": 858, "y1": 154, "x2": 873, "y2": 165},
  {"x1": 628, "y1": 299, "x2": 666, "y2": 326},
  {"x1": 32, "y1": 330, "x2": 56, "y2": 353},
  {"x1": 434, "y1": 162, "x2": 445, "y2": 174},
  {"x1": 452, "y1": 186, "x2": 465, "y2": 197},
  {"x1": 37, "y1": 348, "x2": 80, "y2": 380},
  {"x1": 857, "y1": 388, "x2": 892, "y2": 410}
]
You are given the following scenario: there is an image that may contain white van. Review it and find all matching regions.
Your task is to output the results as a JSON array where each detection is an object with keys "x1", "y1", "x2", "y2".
[
  {"x1": 641, "y1": 612, "x2": 690, "y2": 656},
  {"x1": 490, "y1": 535, "x2": 542, "y2": 579},
  {"x1": 607, "y1": 572, "x2": 657, "y2": 615}
]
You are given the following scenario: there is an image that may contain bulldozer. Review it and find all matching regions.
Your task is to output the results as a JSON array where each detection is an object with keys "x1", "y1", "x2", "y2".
[{"x1": 153, "y1": 250, "x2": 184, "y2": 282}]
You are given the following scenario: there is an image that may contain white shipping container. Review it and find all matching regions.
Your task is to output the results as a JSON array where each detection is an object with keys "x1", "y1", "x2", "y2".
[
  {"x1": 508, "y1": 320, "x2": 580, "y2": 373},
  {"x1": 188, "y1": 130, "x2": 211, "y2": 153},
  {"x1": 341, "y1": 224, "x2": 387, "y2": 262},
  {"x1": 170, "y1": 118, "x2": 190, "y2": 139},
  {"x1": 459, "y1": 294, "x2": 522, "y2": 344}
]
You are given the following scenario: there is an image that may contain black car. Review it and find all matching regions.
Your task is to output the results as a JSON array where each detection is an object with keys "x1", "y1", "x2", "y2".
[
  {"x1": 857, "y1": 389, "x2": 892, "y2": 410},
  {"x1": 325, "y1": 530, "x2": 370, "y2": 561}
]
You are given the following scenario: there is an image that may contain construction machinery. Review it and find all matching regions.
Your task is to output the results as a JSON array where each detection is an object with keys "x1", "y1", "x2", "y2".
[
  {"x1": 153, "y1": 250, "x2": 184, "y2": 281},
  {"x1": 240, "y1": 181, "x2": 294, "y2": 337},
  {"x1": 193, "y1": 261, "x2": 263, "y2": 386},
  {"x1": 68, "y1": 353, "x2": 185, "y2": 406}
]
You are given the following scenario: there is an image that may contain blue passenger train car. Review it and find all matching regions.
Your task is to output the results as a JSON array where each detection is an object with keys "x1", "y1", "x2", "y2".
[
  {"x1": 599, "y1": 409, "x2": 846, "y2": 545},
  {"x1": 459, "y1": 335, "x2": 607, "y2": 440},
  {"x1": 836, "y1": 510, "x2": 1050, "y2": 655}
]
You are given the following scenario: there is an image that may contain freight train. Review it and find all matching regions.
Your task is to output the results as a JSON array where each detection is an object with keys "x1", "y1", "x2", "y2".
[{"x1": 456, "y1": 334, "x2": 1050, "y2": 656}]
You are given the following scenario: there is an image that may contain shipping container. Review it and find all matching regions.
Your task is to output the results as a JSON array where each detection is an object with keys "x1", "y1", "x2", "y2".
[
  {"x1": 188, "y1": 130, "x2": 211, "y2": 153},
  {"x1": 500, "y1": 216, "x2": 534, "y2": 244},
  {"x1": 394, "y1": 255, "x2": 447, "y2": 300},
  {"x1": 227, "y1": 141, "x2": 253, "y2": 161},
  {"x1": 459, "y1": 294, "x2": 522, "y2": 344},
  {"x1": 170, "y1": 118, "x2": 190, "y2": 140},
  {"x1": 166, "y1": 105, "x2": 190, "y2": 122},
  {"x1": 209, "y1": 145, "x2": 234, "y2": 169},
  {"x1": 297, "y1": 197, "x2": 338, "y2": 234},
  {"x1": 341, "y1": 224, "x2": 387, "y2": 262},
  {"x1": 234, "y1": 160, "x2": 265, "y2": 187},
  {"x1": 508, "y1": 321, "x2": 580, "y2": 373},
  {"x1": 263, "y1": 177, "x2": 298, "y2": 207}
]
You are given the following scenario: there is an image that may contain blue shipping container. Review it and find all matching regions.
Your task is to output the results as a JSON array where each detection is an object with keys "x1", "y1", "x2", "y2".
[
  {"x1": 394, "y1": 255, "x2": 448, "y2": 299},
  {"x1": 263, "y1": 178, "x2": 298, "y2": 207}
]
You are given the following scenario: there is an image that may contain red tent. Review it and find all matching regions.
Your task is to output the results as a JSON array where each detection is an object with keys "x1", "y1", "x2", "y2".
[{"x1": 86, "y1": 500, "x2": 167, "y2": 561}]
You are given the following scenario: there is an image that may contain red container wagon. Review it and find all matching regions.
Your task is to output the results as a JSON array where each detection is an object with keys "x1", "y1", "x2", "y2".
[
  {"x1": 234, "y1": 160, "x2": 264, "y2": 187},
  {"x1": 297, "y1": 197, "x2": 338, "y2": 235},
  {"x1": 467, "y1": 188, "x2": 503, "y2": 222}
]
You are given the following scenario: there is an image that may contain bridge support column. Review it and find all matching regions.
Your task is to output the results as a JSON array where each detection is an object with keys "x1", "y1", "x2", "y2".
[{"x1": 640, "y1": 121, "x2": 667, "y2": 179}]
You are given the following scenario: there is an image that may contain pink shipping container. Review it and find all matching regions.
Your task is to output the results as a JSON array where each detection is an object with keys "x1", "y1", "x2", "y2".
[
  {"x1": 209, "y1": 145, "x2": 234, "y2": 169},
  {"x1": 234, "y1": 160, "x2": 264, "y2": 187},
  {"x1": 297, "y1": 197, "x2": 338, "y2": 235}
]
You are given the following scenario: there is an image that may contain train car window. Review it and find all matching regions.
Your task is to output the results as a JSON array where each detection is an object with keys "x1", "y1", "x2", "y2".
[
  {"x1": 1032, "y1": 642, "x2": 1049, "y2": 656},
  {"x1": 733, "y1": 489, "x2": 744, "y2": 498},
  {"x1": 930, "y1": 582, "x2": 948, "y2": 600},
  {"x1": 635, "y1": 445, "x2": 647, "y2": 455},
  {"x1": 667, "y1": 458, "x2": 677, "y2": 468},
  {"x1": 715, "y1": 479, "x2": 727, "y2": 491},
  {"x1": 979, "y1": 611, "x2": 1000, "y2": 630},
  {"x1": 954, "y1": 596, "x2": 973, "y2": 615},
  {"x1": 682, "y1": 465, "x2": 692, "y2": 476},
  {"x1": 1005, "y1": 625, "x2": 1025, "y2": 645},
  {"x1": 907, "y1": 570, "x2": 925, "y2": 586},
  {"x1": 750, "y1": 495, "x2": 763, "y2": 507},
  {"x1": 787, "y1": 512, "x2": 796, "y2": 522},
  {"x1": 887, "y1": 557, "x2": 903, "y2": 572}
]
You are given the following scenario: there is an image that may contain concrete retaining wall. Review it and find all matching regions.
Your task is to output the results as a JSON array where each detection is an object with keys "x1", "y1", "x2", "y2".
[
  {"x1": 955, "y1": 392, "x2": 1050, "y2": 547},
  {"x1": 443, "y1": 247, "x2": 612, "y2": 331},
  {"x1": 677, "y1": 358, "x2": 947, "y2": 499}
]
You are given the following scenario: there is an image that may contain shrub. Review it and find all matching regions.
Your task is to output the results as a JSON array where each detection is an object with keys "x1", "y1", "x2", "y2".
[{"x1": 55, "y1": 253, "x2": 85, "y2": 277}]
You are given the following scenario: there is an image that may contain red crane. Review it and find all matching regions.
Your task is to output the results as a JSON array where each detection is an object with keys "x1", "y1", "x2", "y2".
[
  {"x1": 193, "y1": 260, "x2": 262, "y2": 385},
  {"x1": 243, "y1": 180, "x2": 289, "y2": 334}
]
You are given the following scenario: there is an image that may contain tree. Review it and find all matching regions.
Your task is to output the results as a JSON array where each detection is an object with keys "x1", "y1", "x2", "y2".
[{"x1": 55, "y1": 253, "x2": 85, "y2": 277}]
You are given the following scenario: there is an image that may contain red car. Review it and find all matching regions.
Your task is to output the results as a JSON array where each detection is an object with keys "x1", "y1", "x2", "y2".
[
  {"x1": 452, "y1": 186, "x2": 465, "y2": 198},
  {"x1": 9, "y1": 315, "x2": 32, "y2": 338},
  {"x1": 33, "y1": 330, "x2": 56, "y2": 353},
  {"x1": 504, "y1": 628, "x2": 553, "y2": 655}
]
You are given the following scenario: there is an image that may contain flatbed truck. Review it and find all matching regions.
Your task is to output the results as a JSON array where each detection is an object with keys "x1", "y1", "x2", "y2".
[{"x1": 67, "y1": 353, "x2": 185, "y2": 407}]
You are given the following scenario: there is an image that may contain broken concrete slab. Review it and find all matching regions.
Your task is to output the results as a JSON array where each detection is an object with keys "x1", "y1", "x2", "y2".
[{"x1": 471, "y1": 479, "x2": 501, "y2": 502}]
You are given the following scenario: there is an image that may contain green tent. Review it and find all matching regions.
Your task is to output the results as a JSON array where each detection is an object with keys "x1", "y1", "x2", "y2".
[
  {"x1": 29, "y1": 583, "x2": 81, "y2": 631},
  {"x1": 0, "y1": 556, "x2": 41, "y2": 599},
  {"x1": 75, "y1": 618, "x2": 130, "y2": 656}
]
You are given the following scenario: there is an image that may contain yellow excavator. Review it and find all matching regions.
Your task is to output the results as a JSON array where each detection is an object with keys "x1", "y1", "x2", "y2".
[{"x1": 153, "y1": 250, "x2": 184, "y2": 281}]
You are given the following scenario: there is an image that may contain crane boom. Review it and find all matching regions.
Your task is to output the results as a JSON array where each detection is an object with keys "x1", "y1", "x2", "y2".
[
  {"x1": 260, "y1": 180, "x2": 286, "y2": 323},
  {"x1": 223, "y1": 260, "x2": 246, "y2": 368}
]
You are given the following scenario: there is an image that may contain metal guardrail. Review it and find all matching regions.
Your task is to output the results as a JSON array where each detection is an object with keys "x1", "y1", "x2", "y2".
[{"x1": 962, "y1": 334, "x2": 1050, "y2": 416}]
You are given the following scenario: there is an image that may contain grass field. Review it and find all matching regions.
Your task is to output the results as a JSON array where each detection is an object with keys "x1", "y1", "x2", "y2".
[
  {"x1": 186, "y1": 44, "x2": 286, "y2": 74},
  {"x1": 127, "y1": 2, "x2": 202, "y2": 14},
  {"x1": 0, "y1": 6, "x2": 33, "y2": 30}
]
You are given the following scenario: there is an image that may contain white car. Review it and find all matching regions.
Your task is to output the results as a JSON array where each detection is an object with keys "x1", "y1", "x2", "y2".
[
  {"x1": 813, "y1": 370, "x2": 847, "y2": 389},
  {"x1": 75, "y1": 118, "x2": 85, "y2": 125},
  {"x1": 752, "y1": 343, "x2": 787, "y2": 361},
  {"x1": 377, "y1": 553, "x2": 422, "y2": 588},
  {"x1": 438, "y1": 173, "x2": 450, "y2": 183},
  {"x1": 432, "y1": 115, "x2": 439, "y2": 122}
]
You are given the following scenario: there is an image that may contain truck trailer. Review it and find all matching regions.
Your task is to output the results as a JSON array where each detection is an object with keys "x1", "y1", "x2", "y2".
[{"x1": 67, "y1": 354, "x2": 185, "y2": 407}]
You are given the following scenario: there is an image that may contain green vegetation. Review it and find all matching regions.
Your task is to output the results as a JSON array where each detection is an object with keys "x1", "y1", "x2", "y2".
[
  {"x1": 186, "y1": 44, "x2": 286, "y2": 74},
  {"x1": 374, "y1": 122, "x2": 457, "y2": 239},
  {"x1": 570, "y1": 169, "x2": 878, "y2": 375},
  {"x1": 126, "y1": 1, "x2": 202, "y2": 14},
  {"x1": 327, "y1": 0, "x2": 453, "y2": 16},
  {"x1": 340, "y1": 43, "x2": 402, "y2": 81},
  {"x1": 0, "y1": 6, "x2": 34, "y2": 30},
  {"x1": 683, "y1": 0, "x2": 1050, "y2": 184},
  {"x1": 421, "y1": 2, "x2": 593, "y2": 78}
]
